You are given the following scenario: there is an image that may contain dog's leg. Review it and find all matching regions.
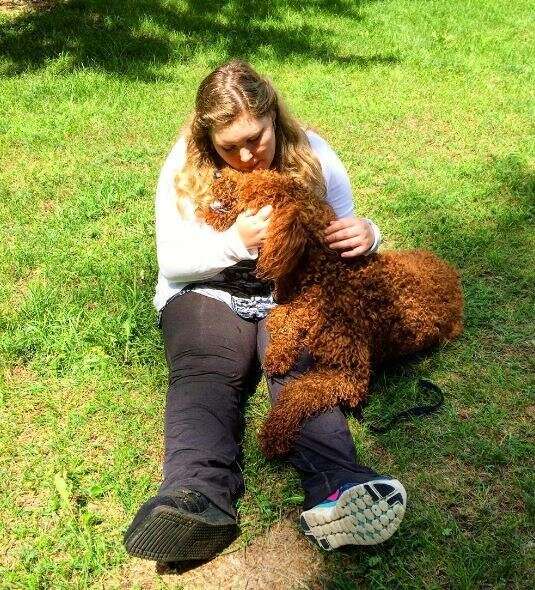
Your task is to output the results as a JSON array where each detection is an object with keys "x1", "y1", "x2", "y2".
[
  {"x1": 380, "y1": 251, "x2": 464, "y2": 357},
  {"x1": 263, "y1": 289, "x2": 323, "y2": 376},
  {"x1": 259, "y1": 362, "x2": 369, "y2": 459}
]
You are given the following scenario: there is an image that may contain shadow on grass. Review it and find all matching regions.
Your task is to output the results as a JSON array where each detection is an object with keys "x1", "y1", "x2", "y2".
[
  {"x1": 355, "y1": 155, "x2": 534, "y2": 412},
  {"x1": 390, "y1": 155, "x2": 534, "y2": 275},
  {"x1": 0, "y1": 0, "x2": 397, "y2": 78}
]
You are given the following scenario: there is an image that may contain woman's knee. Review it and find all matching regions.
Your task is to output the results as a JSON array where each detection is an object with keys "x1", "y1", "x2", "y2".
[
  {"x1": 162, "y1": 293, "x2": 257, "y2": 389},
  {"x1": 167, "y1": 346, "x2": 251, "y2": 389}
]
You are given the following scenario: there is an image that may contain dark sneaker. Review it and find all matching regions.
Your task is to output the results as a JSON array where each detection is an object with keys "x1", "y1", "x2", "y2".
[
  {"x1": 123, "y1": 488, "x2": 238, "y2": 562},
  {"x1": 300, "y1": 478, "x2": 407, "y2": 550}
]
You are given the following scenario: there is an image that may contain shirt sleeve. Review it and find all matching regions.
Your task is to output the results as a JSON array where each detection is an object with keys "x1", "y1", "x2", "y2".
[
  {"x1": 306, "y1": 130, "x2": 382, "y2": 254},
  {"x1": 155, "y1": 137, "x2": 258, "y2": 283}
]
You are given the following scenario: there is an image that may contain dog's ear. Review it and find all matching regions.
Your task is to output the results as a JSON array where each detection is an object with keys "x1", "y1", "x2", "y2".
[
  {"x1": 255, "y1": 202, "x2": 310, "y2": 281},
  {"x1": 255, "y1": 176, "x2": 336, "y2": 282}
]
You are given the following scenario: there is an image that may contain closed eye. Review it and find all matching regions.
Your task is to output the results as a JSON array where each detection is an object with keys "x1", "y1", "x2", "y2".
[{"x1": 221, "y1": 133, "x2": 262, "y2": 153}]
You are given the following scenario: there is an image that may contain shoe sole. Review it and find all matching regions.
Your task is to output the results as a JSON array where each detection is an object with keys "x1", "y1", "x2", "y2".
[
  {"x1": 300, "y1": 478, "x2": 407, "y2": 550},
  {"x1": 124, "y1": 505, "x2": 238, "y2": 562}
]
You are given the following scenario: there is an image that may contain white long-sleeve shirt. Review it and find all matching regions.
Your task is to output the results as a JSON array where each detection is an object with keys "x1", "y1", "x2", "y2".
[{"x1": 153, "y1": 130, "x2": 381, "y2": 312}]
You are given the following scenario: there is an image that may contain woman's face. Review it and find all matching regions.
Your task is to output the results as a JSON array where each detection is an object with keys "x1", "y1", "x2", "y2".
[{"x1": 211, "y1": 112, "x2": 276, "y2": 172}]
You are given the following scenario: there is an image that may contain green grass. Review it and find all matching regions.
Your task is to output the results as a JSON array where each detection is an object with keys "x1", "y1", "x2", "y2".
[{"x1": 1, "y1": 0, "x2": 534, "y2": 588}]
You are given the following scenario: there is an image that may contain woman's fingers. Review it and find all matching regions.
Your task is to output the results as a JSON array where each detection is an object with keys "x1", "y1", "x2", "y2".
[
  {"x1": 325, "y1": 227, "x2": 366, "y2": 244},
  {"x1": 324, "y1": 218, "x2": 374, "y2": 254},
  {"x1": 240, "y1": 205, "x2": 271, "y2": 223},
  {"x1": 256, "y1": 208, "x2": 272, "y2": 244},
  {"x1": 326, "y1": 233, "x2": 367, "y2": 249},
  {"x1": 324, "y1": 218, "x2": 354, "y2": 237},
  {"x1": 340, "y1": 244, "x2": 370, "y2": 258},
  {"x1": 256, "y1": 205, "x2": 273, "y2": 220}
]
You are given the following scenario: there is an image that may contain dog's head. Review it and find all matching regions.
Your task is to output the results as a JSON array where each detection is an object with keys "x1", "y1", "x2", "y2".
[{"x1": 201, "y1": 168, "x2": 335, "y2": 283}]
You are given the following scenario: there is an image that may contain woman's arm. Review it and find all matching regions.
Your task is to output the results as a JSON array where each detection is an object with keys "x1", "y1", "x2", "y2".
[
  {"x1": 155, "y1": 137, "x2": 258, "y2": 283},
  {"x1": 307, "y1": 130, "x2": 382, "y2": 256}
]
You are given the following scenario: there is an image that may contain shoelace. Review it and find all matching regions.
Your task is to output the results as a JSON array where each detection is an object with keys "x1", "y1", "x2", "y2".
[{"x1": 169, "y1": 489, "x2": 207, "y2": 513}]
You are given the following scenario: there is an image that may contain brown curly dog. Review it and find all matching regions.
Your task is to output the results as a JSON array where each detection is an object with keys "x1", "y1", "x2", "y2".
[{"x1": 199, "y1": 168, "x2": 463, "y2": 458}]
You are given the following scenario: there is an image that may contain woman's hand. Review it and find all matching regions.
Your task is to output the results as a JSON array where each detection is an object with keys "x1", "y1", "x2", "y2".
[
  {"x1": 234, "y1": 205, "x2": 273, "y2": 249},
  {"x1": 324, "y1": 217, "x2": 374, "y2": 258}
]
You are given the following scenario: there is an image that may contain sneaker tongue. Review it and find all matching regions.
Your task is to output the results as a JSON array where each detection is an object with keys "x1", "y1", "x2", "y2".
[{"x1": 325, "y1": 489, "x2": 341, "y2": 501}]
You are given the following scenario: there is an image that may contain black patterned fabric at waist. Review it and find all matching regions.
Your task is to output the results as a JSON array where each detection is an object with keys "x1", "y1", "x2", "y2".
[{"x1": 184, "y1": 260, "x2": 273, "y2": 298}]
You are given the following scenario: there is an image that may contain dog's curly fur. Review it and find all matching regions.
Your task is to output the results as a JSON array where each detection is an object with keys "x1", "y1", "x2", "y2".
[{"x1": 199, "y1": 168, "x2": 463, "y2": 458}]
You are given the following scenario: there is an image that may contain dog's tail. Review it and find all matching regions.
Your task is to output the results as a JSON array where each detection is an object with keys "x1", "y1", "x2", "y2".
[{"x1": 259, "y1": 370, "x2": 368, "y2": 459}]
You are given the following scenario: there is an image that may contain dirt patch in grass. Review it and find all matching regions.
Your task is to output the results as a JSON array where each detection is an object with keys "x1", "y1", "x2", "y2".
[
  {"x1": 107, "y1": 517, "x2": 327, "y2": 590},
  {"x1": 2, "y1": 363, "x2": 39, "y2": 385},
  {"x1": 0, "y1": 0, "x2": 55, "y2": 13},
  {"x1": 41, "y1": 199, "x2": 57, "y2": 215}
]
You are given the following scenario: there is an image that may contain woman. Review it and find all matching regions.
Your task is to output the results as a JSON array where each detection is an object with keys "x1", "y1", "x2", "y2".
[{"x1": 124, "y1": 60, "x2": 406, "y2": 562}]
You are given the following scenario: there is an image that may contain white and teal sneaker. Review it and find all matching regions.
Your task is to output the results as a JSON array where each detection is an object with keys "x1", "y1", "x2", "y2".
[{"x1": 300, "y1": 478, "x2": 407, "y2": 550}]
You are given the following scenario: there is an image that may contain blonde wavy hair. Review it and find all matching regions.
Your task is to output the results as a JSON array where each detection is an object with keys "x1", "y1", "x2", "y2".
[{"x1": 174, "y1": 60, "x2": 326, "y2": 216}]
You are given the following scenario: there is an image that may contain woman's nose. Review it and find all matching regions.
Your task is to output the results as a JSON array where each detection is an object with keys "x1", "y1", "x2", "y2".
[{"x1": 239, "y1": 147, "x2": 253, "y2": 162}]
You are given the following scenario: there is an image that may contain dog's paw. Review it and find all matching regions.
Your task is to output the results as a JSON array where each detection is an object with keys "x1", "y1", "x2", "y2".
[{"x1": 262, "y1": 350, "x2": 295, "y2": 376}]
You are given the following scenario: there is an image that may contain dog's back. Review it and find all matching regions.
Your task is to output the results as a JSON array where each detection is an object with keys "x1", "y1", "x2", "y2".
[{"x1": 353, "y1": 249, "x2": 463, "y2": 364}]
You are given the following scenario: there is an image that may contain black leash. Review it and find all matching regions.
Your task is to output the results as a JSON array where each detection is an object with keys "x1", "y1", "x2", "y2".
[{"x1": 367, "y1": 379, "x2": 445, "y2": 434}]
